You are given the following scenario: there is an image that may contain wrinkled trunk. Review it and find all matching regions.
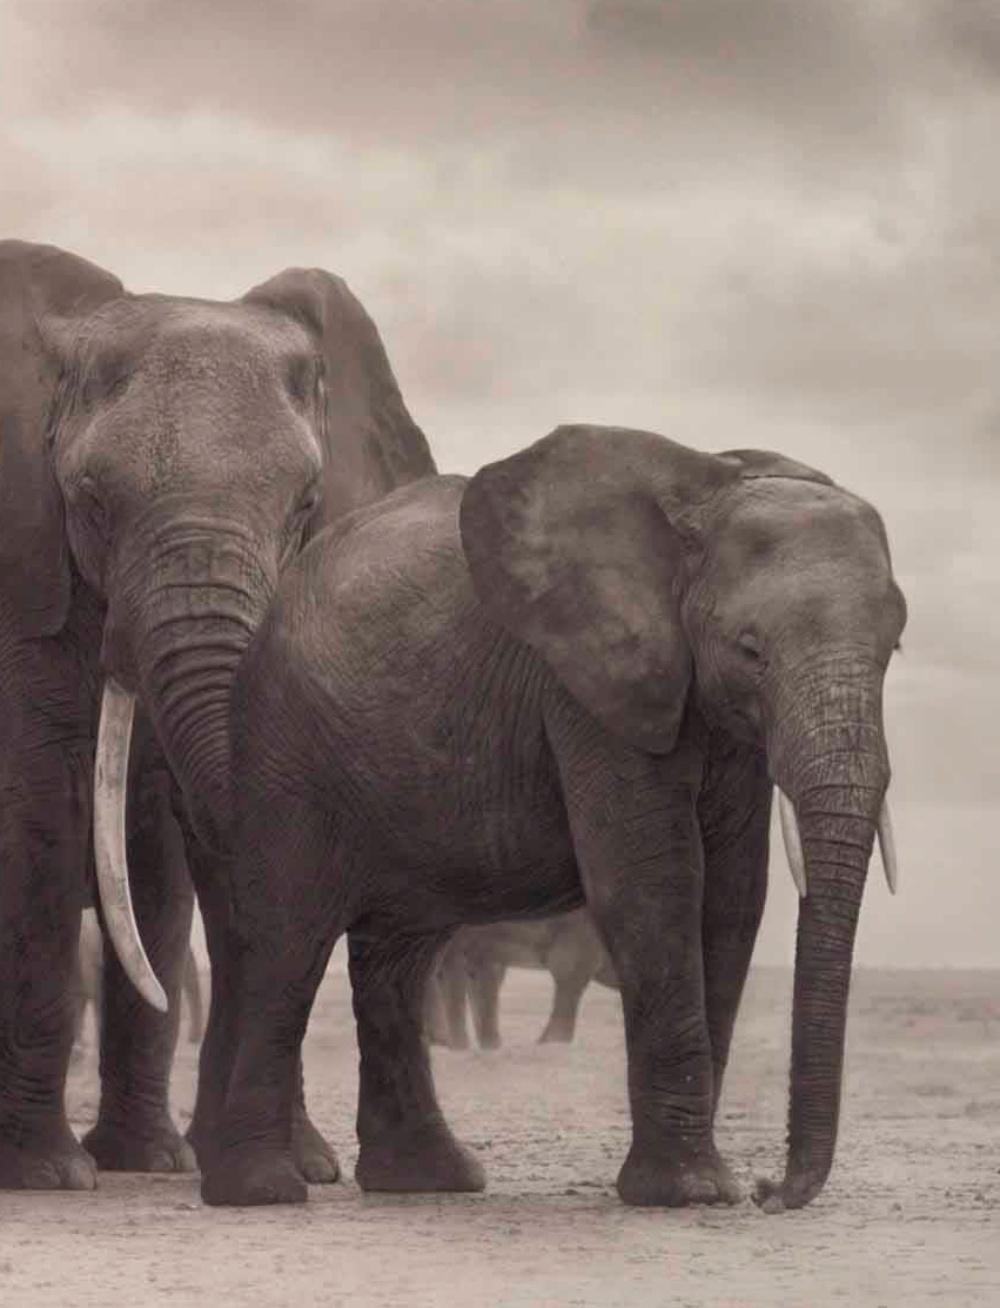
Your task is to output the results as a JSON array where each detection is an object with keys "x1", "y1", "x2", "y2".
[
  {"x1": 106, "y1": 516, "x2": 276, "y2": 849},
  {"x1": 132, "y1": 525, "x2": 274, "y2": 849},
  {"x1": 765, "y1": 660, "x2": 891, "y2": 1209}
]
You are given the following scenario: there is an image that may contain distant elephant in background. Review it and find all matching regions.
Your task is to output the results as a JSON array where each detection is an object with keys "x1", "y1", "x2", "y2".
[
  {"x1": 0, "y1": 241, "x2": 434, "y2": 1189},
  {"x1": 425, "y1": 910, "x2": 619, "y2": 1049},
  {"x1": 74, "y1": 911, "x2": 204, "y2": 1050},
  {"x1": 205, "y1": 425, "x2": 905, "y2": 1212}
]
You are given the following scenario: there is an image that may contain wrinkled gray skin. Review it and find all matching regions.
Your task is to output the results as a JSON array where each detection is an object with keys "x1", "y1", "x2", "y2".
[
  {"x1": 205, "y1": 425, "x2": 906, "y2": 1211},
  {"x1": 73, "y1": 911, "x2": 204, "y2": 1050},
  {"x1": 0, "y1": 241, "x2": 433, "y2": 1189},
  {"x1": 425, "y1": 910, "x2": 618, "y2": 1049}
]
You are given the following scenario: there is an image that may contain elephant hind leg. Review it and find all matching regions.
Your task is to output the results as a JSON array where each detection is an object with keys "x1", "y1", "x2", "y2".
[
  {"x1": 539, "y1": 964, "x2": 591, "y2": 1044},
  {"x1": 351, "y1": 927, "x2": 485, "y2": 1194},
  {"x1": 467, "y1": 957, "x2": 505, "y2": 1050}
]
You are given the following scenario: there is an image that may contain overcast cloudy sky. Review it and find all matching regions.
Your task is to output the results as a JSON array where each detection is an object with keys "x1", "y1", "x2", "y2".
[{"x1": 3, "y1": 0, "x2": 997, "y2": 964}]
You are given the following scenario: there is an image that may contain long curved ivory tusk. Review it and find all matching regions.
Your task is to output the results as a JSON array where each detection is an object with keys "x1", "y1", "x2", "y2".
[
  {"x1": 777, "y1": 789, "x2": 808, "y2": 899},
  {"x1": 877, "y1": 797, "x2": 898, "y2": 895},
  {"x1": 93, "y1": 679, "x2": 169, "y2": 1013}
]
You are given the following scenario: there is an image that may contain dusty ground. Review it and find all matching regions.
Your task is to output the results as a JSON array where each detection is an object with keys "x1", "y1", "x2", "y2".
[{"x1": 1, "y1": 964, "x2": 997, "y2": 1307}]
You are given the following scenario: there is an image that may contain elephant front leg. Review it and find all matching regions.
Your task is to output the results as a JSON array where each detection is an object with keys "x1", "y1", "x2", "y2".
[
  {"x1": 550, "y1": 709, "x2": 741, "y2": 1207},
  {"x1": 84, "y1": 731, "x2": 197, "y2": 1174},
  {"x1": 0, "y1": 747, "x2": 95, "y2": 1189},
  {"x1": 199, "y1": 794, "x2": 340, "y2": 1206},
  {"x1": 698, "y1": 736, "x2": 771, "y2": 1118},
  {"x1": 351, "y1": 927, "x2": 485, "y2": 1193},
  {"x1": 185, "y1": 810, "x2": 340, "y2": 1186}
]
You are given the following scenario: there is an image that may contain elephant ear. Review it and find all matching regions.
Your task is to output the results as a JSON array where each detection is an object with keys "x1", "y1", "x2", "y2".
[
  {"x1": 460, "y1": 424, "x2": 738, "y2": 754},
  {"x1": 243, "y1": 268, "x2": 435, "y2": 526},
  {"x1": 721, "y1": 448, "x2": 834, "y2": 486},
  {"x1": 0, "y1": 241, "x2": 123, "y2": 634}
]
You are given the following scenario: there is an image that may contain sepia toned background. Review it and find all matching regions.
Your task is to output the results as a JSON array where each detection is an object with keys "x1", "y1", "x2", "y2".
[{"x1": 2, "y1": 0, "x2": 996, "y2": 964}]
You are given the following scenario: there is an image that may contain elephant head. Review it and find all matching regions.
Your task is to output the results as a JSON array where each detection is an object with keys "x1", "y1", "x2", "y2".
[
  {"x1": 0, "y1": 241, "x2": 433, "y2": 1008},
  {"x1": 460, "y1": 424, "x2": 906, "y2": 1209}
]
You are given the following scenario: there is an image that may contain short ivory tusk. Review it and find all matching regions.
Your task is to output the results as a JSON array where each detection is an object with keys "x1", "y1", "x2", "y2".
[
  {"x1": 93, "y1": 679, "x2": 169, "y2": 1013},
  {"x1": 877, "y1": 797, "x2": 899, "y2": 895},
  {"x1": 777, "y1": 789, "x2": 807, "y2": 899}
]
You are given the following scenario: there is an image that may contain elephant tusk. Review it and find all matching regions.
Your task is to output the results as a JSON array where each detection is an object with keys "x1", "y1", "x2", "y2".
[
  {"x1": 877, "y1": 797, "x2": 899, "y2": 895},
  {"x1": 93, "y1": 679, "x2": 168, "y2": 1013},
  {"x1": 777, "y1": 789, "x2": 807, "y2": 899}
]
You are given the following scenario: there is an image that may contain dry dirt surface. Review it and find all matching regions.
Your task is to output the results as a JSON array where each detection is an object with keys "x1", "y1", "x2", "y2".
[{"x1": 1, "y1": 965, "x2": 998, "y2": 1307}]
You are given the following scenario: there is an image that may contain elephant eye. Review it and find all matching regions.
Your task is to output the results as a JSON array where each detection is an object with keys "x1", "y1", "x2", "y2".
[
  {"x1": 72, "y1": 475, "x2": 111, "y2": 538},
  {"x1": 80, "y1": 352, "x2": 130, "y2": 409},
  {"x1": 287, "y1": 357, "x2": 319, "y2": 407},
  {"x1": 736, "y1": 631, "x2": 765, "y2": 664}
]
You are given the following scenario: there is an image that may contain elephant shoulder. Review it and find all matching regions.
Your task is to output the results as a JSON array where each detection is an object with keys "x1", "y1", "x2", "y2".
[{"x1": 272, "y1": 474, "x2": 472, "y2": 658}]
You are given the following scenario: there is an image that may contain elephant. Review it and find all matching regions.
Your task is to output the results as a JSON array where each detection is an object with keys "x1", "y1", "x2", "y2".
[
  {"x1": 0, "y1": 240, "x2": 434, "y2": 1189},
  {"x1": 201, "y1": 423, "x2": 906, "y2": 1211},
  {"x1": 73, "y1": 910, "x2": 204, "y2": 1050},
  {"x1": 425, "y1": 910, "x2": 619, "y2": 1049}
]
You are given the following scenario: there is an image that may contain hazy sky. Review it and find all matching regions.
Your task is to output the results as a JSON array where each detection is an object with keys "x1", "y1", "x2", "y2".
[{"x1": 3, "y1": 0, "x2": 997, "y2": 964}]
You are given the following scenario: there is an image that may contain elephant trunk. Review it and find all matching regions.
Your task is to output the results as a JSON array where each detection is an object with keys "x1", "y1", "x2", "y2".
[
  {"x1": 761, "y1": 663, "x2": 892, "y2": 1211},
  {"x1": 94, "y1": 516, "x2": 275, "y2": 1005},
  {"x1": 129, "y1": 520, "x2": 275, "y2": 849}
]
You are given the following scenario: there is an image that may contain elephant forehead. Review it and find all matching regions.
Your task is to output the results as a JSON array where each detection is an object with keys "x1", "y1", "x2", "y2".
[
  {"x1": 720, "y1": 480, "x2": 888, "y2": 560},
  {"x1": 72, "y1": 295, "x2": 314, "y2": 373}
]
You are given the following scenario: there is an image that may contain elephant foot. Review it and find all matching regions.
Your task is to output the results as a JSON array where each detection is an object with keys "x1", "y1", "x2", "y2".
[
  {"x1": 616, "y1": 1141, "x2": 743, "y2": 1208},
  {"x1": 83, "y1": 1117, "x2": 197, "y2": 1174},
  {"x1": 538, "y1": 1023, "x2": 573, "y2": 1044},
  {"x1": 202, "y1": 1147, "x2": 307, "y2": 1207},
  {"x1": 291, "y1": 1111, "x2": 340, "y2": 1184},
  {"x1": 427, "y1": 1031, "x2": 471, "y2": 1051},
  {"x1": 0, "y1": 1126, "x2": 97, "y2": 1191},
  {"x1": 356, "y1": 1121, "x2": 486, "y2": 1193},
  {"x1": 753, "y1": 1168, "x2": 827, "y2": 1213}
]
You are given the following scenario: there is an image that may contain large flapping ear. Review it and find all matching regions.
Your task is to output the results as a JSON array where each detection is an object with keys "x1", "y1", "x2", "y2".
[
  {"x1": 460, "y1": 425, "x2": 738, "y2": 754},
  {"x1": 0, "y1": 241, "x2": 123, "y2": 634},
  {"x1": 243, "y1": 268, "x2": 436, "y2": 526},
  {"x1": 720, "y1": 448, "x2": 834, "y2": 486}
]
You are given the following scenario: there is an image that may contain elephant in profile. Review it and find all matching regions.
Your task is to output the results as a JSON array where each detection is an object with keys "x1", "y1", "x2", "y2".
[
  {"x1": 425, "y1": 910, "x2": 619, "y2": 1049},
  {"x1": 203, "y1": 425, "x2": 904, "y2": 1212},
  {"x1": 0, "y1": 241, "x2": 434, "y2": 1189},
  {"x1": 73, "y1": 910, "x2": 204, "y2": 1051}
]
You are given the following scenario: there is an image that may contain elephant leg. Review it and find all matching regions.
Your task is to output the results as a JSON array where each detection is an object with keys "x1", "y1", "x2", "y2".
[
  {"x1": 467, "y1": 957, "x2": 504, "y2": 1050},
  {"x1": 183, "y1": 946, "x2": 204, "y2": 1044},
  {"x1": 351, "y1": 926, "x2": 485, "y2": 1193},
  {"x1": 437, "y1": 937, "x2": 472, "y2": 1050},
  {"x1": 0, "y1": 649, "x2": 97, "y2": 1189},
  {"x1": 84, "y1": 723, "x2": 196, "y2": 1173},
  {"x1": 548, "y1": 706, "x2": 740, "y2": 1207},
  {"x1": 697, "y1": 736, "x2": 771, "y2": 1119},
  {"x1": 538, "y1": 955, "x2": 590, "y2": 1044},
  {"x1": 423, "y1": 964, "x2": 453, "y2": 1047},
  {"x1": 182, "y1": 830, "x2": 241, "y2": 1173},
  {"x1": 197, "y1": 794, "x2": 339, "y2": 1204}
]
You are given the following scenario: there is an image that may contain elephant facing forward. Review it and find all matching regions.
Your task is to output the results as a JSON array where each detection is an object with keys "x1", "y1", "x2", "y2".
[
  {"x1": 204, "y1": 425, "x2": 905, "y2": 1211},
  {"x1": 0, "y1": 241, "x2": 433, "y2": 1189},
  {"x1": 425, "y1": 910, "x2": 618, "y2": 1049}
]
